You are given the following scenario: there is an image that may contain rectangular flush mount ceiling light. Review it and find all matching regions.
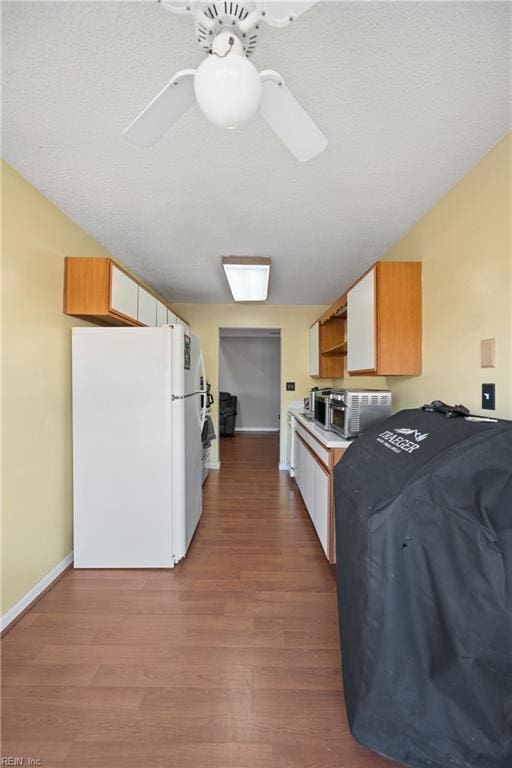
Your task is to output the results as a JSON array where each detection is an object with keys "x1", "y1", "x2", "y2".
[{"x1": 222, "y1": 257, "x2": 271, "y2": 302}]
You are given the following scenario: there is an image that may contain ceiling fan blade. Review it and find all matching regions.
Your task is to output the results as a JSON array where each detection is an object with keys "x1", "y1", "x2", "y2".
[
  {"x1": 255, "y1": 1, "x2": 318, "y2": 28},
  {"x1": 123, "y1": 69, "x2": 196, "y2": 147},
  {"x1": 259, "y1": 70, "x2": 327, "y2": 162},
  {"x1": 161, "y1": 2, "x2": 199, "y2": 16}
]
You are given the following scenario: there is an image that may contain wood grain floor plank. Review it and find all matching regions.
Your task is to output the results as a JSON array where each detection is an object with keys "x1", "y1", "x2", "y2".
[
  {"x1": 0, "y1": 740, "x2": 73, "y2": 768},
  {"x1": 65, "y1": 741, "x2": 271, "y2": 768},
  {"x1": 253, "y1": 665, "x2": 342, "y2": 691},
  {"x1": 36, "y1": 643, "x2": 340, "y2": 668},
  {"x1": 89, "y1": 663, "x2": 253, "y2": 688},
  {"x1": 138, "y1": 686, "x2": 252, "y2": 717},
  {"x1": 2, "y1": 662, "x2": 98, "y2": 687},
  {"x1": 1, "y1": 685, "x2": 144, "y2": 711}
]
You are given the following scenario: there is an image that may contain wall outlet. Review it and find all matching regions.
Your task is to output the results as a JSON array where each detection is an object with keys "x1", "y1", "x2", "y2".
[
  {"x1": 286, "y1": 382, "x2": 295, "y2": 391},
  {"x1": 482, "y1": 383, "x2": 495, "y2": 410}
]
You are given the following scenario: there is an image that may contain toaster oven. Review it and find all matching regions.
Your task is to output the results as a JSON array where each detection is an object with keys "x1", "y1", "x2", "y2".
[{"x1": 328, "y1": 389, "x2": 392, "y2": 439}]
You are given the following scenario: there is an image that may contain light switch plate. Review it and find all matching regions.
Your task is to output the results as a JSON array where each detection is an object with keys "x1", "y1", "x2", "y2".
[{"x1": 481, "y1": 338, "x2": 496, "y2": 368}]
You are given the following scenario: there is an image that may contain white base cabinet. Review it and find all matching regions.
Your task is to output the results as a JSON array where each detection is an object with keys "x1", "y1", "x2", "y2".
[
  {"x1": 313, "y1": 460, "x2": 329, "y2": 557},
  {"x1": 292, "y1": 416, "x2": 347, "y2": 563},
  {"x1": 295, "y1": 436, "x2": 330, "y2": 559}
]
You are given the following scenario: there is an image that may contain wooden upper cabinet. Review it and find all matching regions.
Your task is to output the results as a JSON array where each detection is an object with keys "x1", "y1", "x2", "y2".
[
  {"x1": 63, "y1": 257, "x2": 187, "y2": 329},
  {"x1": 347, "y1": 261, "x2": 422, "y2": 376}
]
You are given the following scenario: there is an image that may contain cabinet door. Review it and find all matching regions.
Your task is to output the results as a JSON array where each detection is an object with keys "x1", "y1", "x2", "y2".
[
  {"x1": 137, "y1": 287, "x2": 157, "y2": 326},
  {"x1": 156, "y1": 300, "x2": 168, "y2": 326},
  {"x1": 110, "y1": 265, "x2": 138, "y2": 320},
  {"x1": 310, "y1": 322, "x2": 320, "y2": 376},
  {"x1": 347, "y1": 268, "x2": 376, "y2": 372},
  {"x1": 303, "y1": 448, "x2": 315, "y2": 523},
  {"x1": 296, "y1": 439, "x2": 304, "y2": 496},
  {"x1": 291, "y1": 421, "x2": 299, "y2": 474},
  {"x1": 175, "y1": 316, "x2": 191, "y2": 333},
  {"x1": 167, "y1": 309, "x2": 177, "y2": 324},
  {"x1": 314, "y1": 461, "x2": 329, "y2": 558}
]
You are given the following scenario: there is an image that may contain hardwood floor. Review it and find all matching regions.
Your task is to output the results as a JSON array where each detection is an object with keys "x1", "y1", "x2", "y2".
[{"x1": 1, "y1": 433, "x2": 401, "y2": 767}]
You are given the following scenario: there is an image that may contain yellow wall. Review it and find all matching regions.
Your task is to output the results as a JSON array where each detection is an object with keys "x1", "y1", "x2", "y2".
[
  {"x1": 172, "y1": 304, "x2": 333, "y2": 464},
  {"x1": 1, "y1": 162, "x2": 112, "y2": 614},
  {"x1": 335, "y1": 132, "x2": 512, "y2": 418}
]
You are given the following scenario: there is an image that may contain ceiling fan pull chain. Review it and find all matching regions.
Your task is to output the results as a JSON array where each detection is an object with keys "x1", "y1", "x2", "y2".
[{"x1": 211, "y1": 34, "x2": 235, "y2": 58}]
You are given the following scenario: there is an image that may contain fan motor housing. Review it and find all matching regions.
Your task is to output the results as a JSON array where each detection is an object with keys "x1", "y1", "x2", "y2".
[{"x1": 195, "y1": 2, "x2": 259, "y2": 56}]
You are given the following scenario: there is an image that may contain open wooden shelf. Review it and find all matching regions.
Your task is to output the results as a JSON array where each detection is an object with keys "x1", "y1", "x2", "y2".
[{"x1": 322, "y1": 342, "x2": 347, "y2": 356}]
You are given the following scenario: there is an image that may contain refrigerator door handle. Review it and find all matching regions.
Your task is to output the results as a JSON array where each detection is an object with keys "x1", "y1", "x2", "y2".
[
  {"x1": 172, "y1": 391, "x2": 203, "y2": 401},
  {"x1": 199, "y1": 351, "x2": 208, "y2": 432}
]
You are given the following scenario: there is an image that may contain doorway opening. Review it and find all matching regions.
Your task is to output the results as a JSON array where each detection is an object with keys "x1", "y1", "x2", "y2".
[{"x1": 218, "y1": 328, "x2": 281, "y2": 464}]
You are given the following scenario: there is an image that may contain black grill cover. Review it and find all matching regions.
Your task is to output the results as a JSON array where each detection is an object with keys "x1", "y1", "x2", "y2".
[{"x1": 334, "y1": 408, "x2": 512, "y2": 768}]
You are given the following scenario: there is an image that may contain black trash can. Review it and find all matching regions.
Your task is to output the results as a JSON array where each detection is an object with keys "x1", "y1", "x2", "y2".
[
  {"x1": 219, "y1": 391, "x2": 238, "y2": 437},
  {"x1": 334, "y1": 408, "x2": 512, "y2": 768}
]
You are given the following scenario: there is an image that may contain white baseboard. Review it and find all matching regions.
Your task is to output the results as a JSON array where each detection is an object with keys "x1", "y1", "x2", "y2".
[
  {"x1": 234, "y1": 427, "x2": 280, "y2": 432},
  {"x1": 279, "y1": 462, "x2": 291, "y2": 471},
  {"x1": 206, "y1": 461, "x2": 221, "y2": 470},
  {"x1": 1, "y1": 551, "x2": 73, "y2": 632}
]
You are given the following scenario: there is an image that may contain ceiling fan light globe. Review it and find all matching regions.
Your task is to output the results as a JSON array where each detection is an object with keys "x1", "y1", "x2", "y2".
[{"x1": 194, "y1": 53, "x2": 262, "y2": 129}]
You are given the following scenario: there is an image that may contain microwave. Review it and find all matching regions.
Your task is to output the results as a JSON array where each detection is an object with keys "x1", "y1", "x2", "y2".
[
  {"x1": 309, "y1": 387, "x2": 333, "y2": 414},
  {"x1": 313, "y1": 391, "x2": 333, "y2": 431},
  {"x1": 328, "y1": 389, "x2": 392, "y2": 439}
]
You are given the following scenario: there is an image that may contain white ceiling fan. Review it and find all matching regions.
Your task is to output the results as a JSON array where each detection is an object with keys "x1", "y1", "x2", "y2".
[{"x1": 123, "y1": 1, "x2": 327, "y2": 162}]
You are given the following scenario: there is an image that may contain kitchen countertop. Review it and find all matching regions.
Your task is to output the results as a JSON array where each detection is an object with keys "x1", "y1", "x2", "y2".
[{"x1": 289, "y1": 406, "x2": 352, "y2": 450}]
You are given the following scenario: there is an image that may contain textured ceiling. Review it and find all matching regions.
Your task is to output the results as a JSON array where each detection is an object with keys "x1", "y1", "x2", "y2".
[{"x1": 2, "y1": 1, "x2": 510, "y2": 304}]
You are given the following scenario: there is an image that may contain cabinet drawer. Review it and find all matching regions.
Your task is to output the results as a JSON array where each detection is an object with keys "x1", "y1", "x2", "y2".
[
  {"x1": 295, "y1": 422, "x2": 330, "y2": 468},
  {"x1": 110, "y1": 265, "x2": 138, "y2": 320},
  {"x1": 137, "y1": 287, "x2": 157, "y2": 326}
]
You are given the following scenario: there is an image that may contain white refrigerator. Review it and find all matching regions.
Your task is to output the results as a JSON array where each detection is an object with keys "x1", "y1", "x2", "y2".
[{"x1": 71, "y1": 325, "x2": 206, "y2": 568}]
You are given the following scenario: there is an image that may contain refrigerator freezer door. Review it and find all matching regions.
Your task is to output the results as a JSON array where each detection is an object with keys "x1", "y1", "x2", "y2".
[
  {"x1": 72, "y1": 328, "x2": 173, "y2": 567},
  {"x1": 170, "y1": 327, "x2": 204, "y2": 560},
  {"x1": 185, "y1": 335, "x2": 204, "y2": 548},
  {"x1": 184, "y1": 392, "x2": 203, "y2": 548}
]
